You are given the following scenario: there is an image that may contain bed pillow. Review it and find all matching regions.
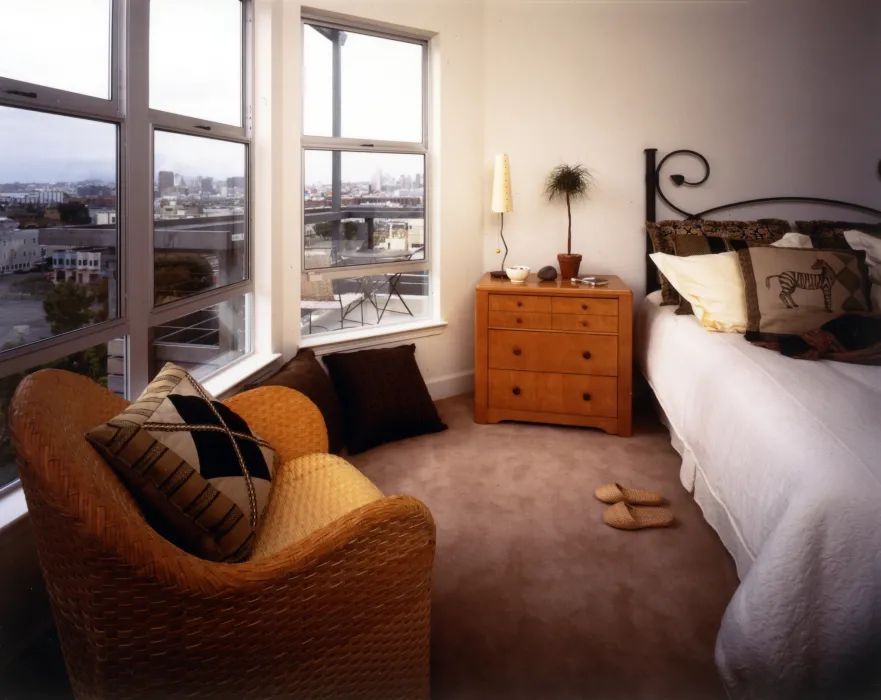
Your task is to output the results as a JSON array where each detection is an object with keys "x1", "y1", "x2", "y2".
[
  {"x1": 736, "y1": 247, "x2": 870, "y2": 335},
  {"x1": 87, "y1": 363, "x2": 278, "y2": 562},
  {"x1": 323, "y1": 344, "x2": 447, "y2": 455},
  {"x1": 668, "y1": 232, "x2": 811, "y2": 316},
  {"x1": 245, "y1": 348, "x2": 344, "y2": 454},
  {"x1": 648, "y1": 219, "x2": 790, "y2": 305},
  {"x1": 843, "y1": 230, "x2": 881, "y2": 311},
  {"x1": 649, "y1": 252, "x2": 748, "y2": 333},
  {"x1": 795, "y1": 220, "x2": 881, "y2": 250}
]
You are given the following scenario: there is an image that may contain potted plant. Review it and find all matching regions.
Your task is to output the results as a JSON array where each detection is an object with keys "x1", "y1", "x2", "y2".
[{"x1": 544, "y1": 163, "x2": 595, "y2": 280}]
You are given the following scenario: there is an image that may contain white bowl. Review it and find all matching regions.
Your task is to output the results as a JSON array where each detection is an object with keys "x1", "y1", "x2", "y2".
[{"x1": 505, "y1": 266, "x2": 530, "y2": 283}]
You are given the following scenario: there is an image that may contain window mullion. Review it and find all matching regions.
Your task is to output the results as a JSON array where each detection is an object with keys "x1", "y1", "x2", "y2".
[{"x1": 124, "y1": 0, "x2": 153, "y2": 400}]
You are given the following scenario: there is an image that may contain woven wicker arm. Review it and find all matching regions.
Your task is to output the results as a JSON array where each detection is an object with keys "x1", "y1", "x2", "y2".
[{"x1": 9, "y1": 371, "x2": 435, "y2": 700}]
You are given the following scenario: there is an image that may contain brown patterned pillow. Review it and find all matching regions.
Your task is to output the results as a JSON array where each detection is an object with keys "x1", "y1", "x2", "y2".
[
  {"x1": 87, "y1": 363, "x2": 278, "y2": 562},
  {"x1": 794, "y1": 220, "x2": 881, "y2": 250},
  {"x1": 648, "y1": 219, "x2": 790, "y2": 305},
  {"x1": 736, "y1": 247, "x2": 870, "y2": 335}
]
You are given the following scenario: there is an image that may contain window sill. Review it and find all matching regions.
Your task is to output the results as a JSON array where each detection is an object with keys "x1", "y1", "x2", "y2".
[
  {"x1": 202, "y1": 351, "x2": 283, "y2": 398},
  {"x1": 301, "y1": 319, "x2": 447, "y2": 356}
]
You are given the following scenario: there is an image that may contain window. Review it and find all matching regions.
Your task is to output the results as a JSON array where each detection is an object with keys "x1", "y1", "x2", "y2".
[
  {"x1": 301, "y1": 17, "x2": 432, "y2": 338},
  {"x1": 0, "y1": 1, "x2": 253, "y2": 492}
]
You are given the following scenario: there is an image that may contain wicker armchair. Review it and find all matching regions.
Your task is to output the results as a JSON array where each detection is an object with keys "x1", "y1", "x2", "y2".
[{"x1": 9, "y1": 370, "x2": 435, "y2": 700}]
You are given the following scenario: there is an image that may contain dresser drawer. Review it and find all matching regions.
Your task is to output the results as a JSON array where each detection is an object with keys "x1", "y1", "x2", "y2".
[
  {"x1": 488, "y1": 370, "x2": 618, "y2": 417},
  {"x1": 551, "y1": 297, "x2": 618, "y2": 316},
  {"x1": 488, "y1": 330, "x2": 618, "y2": 376},
  {"x1": 551, "y1": 314, "x2": 618, "y2": 334},
  {"x1": 489, "y1": 294, "x2": 552, "y2": 313},
  {"x1": 488, "y1": 310, "x2": 552, "y2": 331}
]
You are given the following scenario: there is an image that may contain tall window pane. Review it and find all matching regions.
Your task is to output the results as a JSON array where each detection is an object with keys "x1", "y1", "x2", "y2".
[
  {"x1": 304, "y1": 150, "x2": 425, "y2": 270},
  {"x1": 0, "y1": 107, "x2": 118, "y2": 352},
  {"x1": 0, "y1": 338, "x2": 125, "y2": 490},
  {"x1": 150, "y1": 0, "x2": 244, "y2": 126},
  {"x1": 153, "y1": 131, "x2": 247, "y2": 305},
  {"x1": 151, "y1": 295, "x2": 249, "y2": 380},
  {"x1": 0, "y1": 0, "x2": 112, "y2": 99},
  {"x1": 303, "y1": 24, "x2": 423, "y2": 142}
]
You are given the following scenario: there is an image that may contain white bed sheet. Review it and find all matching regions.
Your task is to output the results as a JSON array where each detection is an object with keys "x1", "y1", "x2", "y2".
[{"x1": 635, "y1": 291, "x2": 881, "y2": 699}]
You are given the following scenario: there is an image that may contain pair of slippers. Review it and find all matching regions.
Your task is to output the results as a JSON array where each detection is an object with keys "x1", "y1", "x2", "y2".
[{"x1": 594, "y1": 483, "x2": 674, "y2": 530}]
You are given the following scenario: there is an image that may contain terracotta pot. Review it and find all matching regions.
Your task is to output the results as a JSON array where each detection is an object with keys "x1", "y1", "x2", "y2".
[{"x1": 557, "y1": 253, "x2": 583, "y2": 280}]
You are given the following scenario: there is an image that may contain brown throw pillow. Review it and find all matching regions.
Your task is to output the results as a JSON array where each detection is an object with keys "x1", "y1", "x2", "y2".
[
  {"x1": 323, "y1": 344, "x2": 447, "y2": 455},
  {"x1": 648, "y1": 219, "x2": 790, "y2": 305},
  {"x1": 87, "y1": 363, "x2": 278, "y2": 563},
  {"x1": 794, "y1": 220, "x2": 881, "y2": 250},
  {"x1": 736, "y1": 247, "x2": 870, "y2": 335},
  {"x1": 246, "y1": 348, "x2": 343, "y2": 454}
]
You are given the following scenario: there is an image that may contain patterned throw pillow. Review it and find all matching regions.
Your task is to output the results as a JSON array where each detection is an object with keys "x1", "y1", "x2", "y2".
[
  {"x1": 647, "y1": 219, "x2": 790, "y2": 305},
  {"x1": 736, "y1": 247, "x2": 870, "y2": 335},
  {"x1": 794, "y1": 220, "x2": 881, "y2": 250},
  {"x1": 87, "y1": 363, "x2": 277, "y2": 562}
]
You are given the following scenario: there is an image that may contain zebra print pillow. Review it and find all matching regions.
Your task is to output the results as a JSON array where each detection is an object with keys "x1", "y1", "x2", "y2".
[{"x1": 736, "y1": 247, "x2": 870, "y2": 335}]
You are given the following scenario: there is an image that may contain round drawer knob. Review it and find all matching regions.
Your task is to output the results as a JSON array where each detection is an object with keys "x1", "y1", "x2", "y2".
[
  {"x1": 517, "y1": 301, "x2": 523, "y2": 307},
  {"x1": 582, "y1": 351, "x2": 592, "y2": 360},
  {"x1": 581, "y1": 303, "x2": 588, "y2": 311},
  {"x1": 581, "y1": 321, "x2": 588, "y2": 327},
  {"x1": 516, "y1": 317, "x2": 522, "y2": 324},
  {"x1": 583, "y1": 393, "x2": 592, "y2": 402},
  {"x1": 512, "y1": 387, "x2": 521, "y2": 396},
  {"x1": 513, "y1": 347, "x2": 522, "y2": 356}
]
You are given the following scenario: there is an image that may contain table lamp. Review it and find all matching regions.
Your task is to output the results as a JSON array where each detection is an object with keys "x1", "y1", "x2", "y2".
[{"x1": 490, "y1": 153, "x2": 514, "y2": 278}]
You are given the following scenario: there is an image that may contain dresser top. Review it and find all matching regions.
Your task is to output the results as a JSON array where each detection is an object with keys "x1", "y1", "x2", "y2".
[{"x1": 476, "y1": 273, "x2": 630, "y2": 297}]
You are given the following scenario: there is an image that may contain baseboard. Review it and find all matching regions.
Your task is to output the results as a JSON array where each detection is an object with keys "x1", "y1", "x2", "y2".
[{"x1": 426, "y1": 370, "x2": 474, "y2": 401}]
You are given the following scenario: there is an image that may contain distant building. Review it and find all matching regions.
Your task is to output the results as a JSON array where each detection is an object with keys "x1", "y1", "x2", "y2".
[
  {"x1": 90, "y1": 210, "x2": 117, "y2": 226},
  {"x1": 158, "y1": 170, "x2": 175, "y2": 194},
  {"x1": 0, "y1": 229, "x2": 41, "y2": 275},
  {"x1": 52, "y1": 249, "x2": 103, "y2": 286},
  {"x1": 201, "y1": 177, "x2": 214, "y2": 194}
]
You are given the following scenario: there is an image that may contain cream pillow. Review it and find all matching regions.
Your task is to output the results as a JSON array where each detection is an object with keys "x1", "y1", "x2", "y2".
[
  {"x1": 650, "y1": 252, "x2": 747, "y2": 333},
  {"x1": 843, "y1": 229, "x2": 881, "y2": 311}
]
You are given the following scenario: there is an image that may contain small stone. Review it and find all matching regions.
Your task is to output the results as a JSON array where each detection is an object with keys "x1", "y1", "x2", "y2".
[{"x1": 538, "y1": 266, "x2": 558, "y2": 281}]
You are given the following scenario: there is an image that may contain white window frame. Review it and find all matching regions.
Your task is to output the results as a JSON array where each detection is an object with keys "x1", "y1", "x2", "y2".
[
  {"x1": 0, "y1": 0, "x2": 258, "y2": 496},
  {"x1": 300, "y1": 12, "x2": 435, "y2": 325}
]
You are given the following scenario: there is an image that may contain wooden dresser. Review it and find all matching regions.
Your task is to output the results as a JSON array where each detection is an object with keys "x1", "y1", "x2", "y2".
[{"x1": 474, "y1": 273, "x2": 632, "y2": 436}]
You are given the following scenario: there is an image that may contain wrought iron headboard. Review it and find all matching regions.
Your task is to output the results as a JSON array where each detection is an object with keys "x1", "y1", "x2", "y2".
[{"x1": 644, "y1": 147, "x2": 881, "y2": 294}]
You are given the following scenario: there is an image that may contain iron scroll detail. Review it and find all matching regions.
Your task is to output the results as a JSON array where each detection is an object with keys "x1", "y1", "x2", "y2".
[{"x1": 653, "y1": 149, "x2": 881, "y2": 221}]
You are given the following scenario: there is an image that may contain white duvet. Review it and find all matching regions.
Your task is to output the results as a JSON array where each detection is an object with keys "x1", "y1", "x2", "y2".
[{"x1": 636, "y1": 292, "x2": 881, "y2": 699}]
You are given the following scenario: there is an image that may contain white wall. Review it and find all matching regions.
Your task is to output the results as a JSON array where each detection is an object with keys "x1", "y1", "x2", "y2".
[{"x1": 482, "y1": 0, "x2": 881, "y2": 303}]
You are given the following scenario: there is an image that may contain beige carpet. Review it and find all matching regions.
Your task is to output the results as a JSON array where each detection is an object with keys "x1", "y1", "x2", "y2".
[{"x1": 349, "y1": 395, "x2": 739, "y2": 700}]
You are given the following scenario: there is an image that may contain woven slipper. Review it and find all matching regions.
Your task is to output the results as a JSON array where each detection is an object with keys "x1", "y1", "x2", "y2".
[
  {"x1": 602, "y1": 502, "x2": 674, "y2": 531},
  {"x1": 594, "y1": 482, "x2": 664, "y2": 506}
]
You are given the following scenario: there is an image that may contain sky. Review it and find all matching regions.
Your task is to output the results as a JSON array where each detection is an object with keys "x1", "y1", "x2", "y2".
[
  {"x1": 303, "y1": 24, "x2": 424, "y2": 185},
  {"x1": 0, "y1": 4, "x2": 423, "y2": 187}
]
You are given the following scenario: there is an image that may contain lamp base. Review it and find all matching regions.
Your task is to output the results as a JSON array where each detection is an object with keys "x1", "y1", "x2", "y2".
[{"x1": 490, "y1": 270, "x2": 509, "y2": 279}]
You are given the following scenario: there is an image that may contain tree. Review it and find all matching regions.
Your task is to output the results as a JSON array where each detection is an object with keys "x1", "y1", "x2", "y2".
[
  {"x1": 58, "y1": 202, "x2": 92, "y2": 225},
  {"x1": 154, "y1": 253, "x2": 214, "y2": 303},
  {"x1": 43, "y1": 280, "x2": 95, "y2": 335}
]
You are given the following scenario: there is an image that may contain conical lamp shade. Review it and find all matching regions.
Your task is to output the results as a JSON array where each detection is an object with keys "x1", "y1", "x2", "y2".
[{"x1": 491, "y1": 154, "x2": 513, "y2": 213}]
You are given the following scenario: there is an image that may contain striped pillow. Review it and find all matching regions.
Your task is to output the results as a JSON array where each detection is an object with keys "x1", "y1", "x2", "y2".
[{"x1": 87, "y1": 363, "x2": 277, "y2": 562}]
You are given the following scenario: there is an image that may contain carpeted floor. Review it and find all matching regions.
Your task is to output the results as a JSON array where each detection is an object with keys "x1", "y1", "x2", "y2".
[
  {"x1": 349, "y1": 395, "x2": 739, "y2": 700},
  {"x1": 0, "y1": 395, "x2": 739, "y2": 700}
]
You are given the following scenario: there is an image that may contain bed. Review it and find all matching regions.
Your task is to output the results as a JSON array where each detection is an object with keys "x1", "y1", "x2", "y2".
[{"x1": 638, "y1": 149, "x2": 881, "y2": 699}]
